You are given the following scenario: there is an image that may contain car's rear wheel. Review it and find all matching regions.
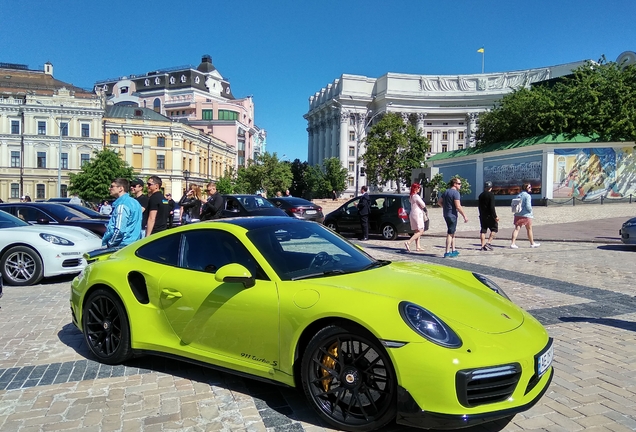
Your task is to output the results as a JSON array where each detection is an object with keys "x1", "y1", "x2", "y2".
[
  {"x1": 1, "y1": 246, "x2": 43, "y2": 286},
  {"x1": 381, "y1": 223, "x2": 398, "y2": 240},
  {"x1": 301, "y1": 325, "x2": 397, "y2": 432},
  {"x1": 82, "y1": 288, "x2": 132, "y2": 364},
  {"x1": 326, "y1": 221, "x2": 339, "y2": 233}
]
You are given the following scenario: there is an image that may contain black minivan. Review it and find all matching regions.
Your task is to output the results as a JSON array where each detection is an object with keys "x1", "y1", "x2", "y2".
[{"x1": 323, "y1": 194, "x2": 413, "y2": 240}]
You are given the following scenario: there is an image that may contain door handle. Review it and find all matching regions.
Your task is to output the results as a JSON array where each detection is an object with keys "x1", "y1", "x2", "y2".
[{"x1": 162, "y1": 289, "x2": 183, "y2": 300}]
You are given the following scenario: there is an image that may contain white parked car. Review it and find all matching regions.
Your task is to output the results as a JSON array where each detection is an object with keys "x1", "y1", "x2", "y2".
[{"x1": 0, "y1": 209, "x2": 102, "y2": 286}]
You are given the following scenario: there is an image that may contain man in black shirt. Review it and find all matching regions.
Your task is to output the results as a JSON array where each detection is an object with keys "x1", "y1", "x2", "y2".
[
  {"x1": 165, "y1": 193, "x2": 176, "y2": 227},
  {"x1": 131, "y1": 178, "x2": 149, "y2": 236},
  {"x1": 145, "y1": 175, "x2": 168, "y2": 236},
  {"x1": 478, "y1": 181, "x2": 499, "y2": 251},
  {"x1": 357, "y1": 186, "x2": 371, "y2": 241},
  {"x1": 201, "y1": 181, "x2": 224, "y2": 221}
]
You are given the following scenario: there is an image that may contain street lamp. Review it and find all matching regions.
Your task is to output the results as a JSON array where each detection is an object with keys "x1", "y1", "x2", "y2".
[{"x1": 183, "y1": 169, "x2": 190, "y2": 191}]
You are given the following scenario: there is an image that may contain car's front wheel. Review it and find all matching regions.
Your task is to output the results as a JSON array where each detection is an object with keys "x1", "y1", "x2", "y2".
[
  {"x1": 301, "y1": 325, "x2": 397, "y2": 432},
  {"x1": 1, "y1": 246, "x2": 43, "y2": 286},
  {"x1": 82, "y1": 288, "x2": 133, "y2": 364},
  {"x1": 381, "y1": 223, "x2": 398, "y2": 240}
]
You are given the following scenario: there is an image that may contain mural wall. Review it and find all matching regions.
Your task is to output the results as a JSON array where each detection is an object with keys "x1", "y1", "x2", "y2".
[
  {"x1": 553, "y1": 147, "x2": 636, "y2": 200},
  {"x1": 484, "y1": 156, "x2": 542, "y2": 196}
]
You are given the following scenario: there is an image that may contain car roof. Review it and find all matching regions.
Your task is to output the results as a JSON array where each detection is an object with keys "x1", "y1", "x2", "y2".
[{"x1": 215, "y1": 216, "x2": 301, "y2": 230}]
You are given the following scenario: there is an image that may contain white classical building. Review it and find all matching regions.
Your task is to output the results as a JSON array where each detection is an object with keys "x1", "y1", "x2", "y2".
[
  {"x1": 305, "y1": 61, "x2": 587, "y2": 197},
  {"x1": 0, "y1": 62, "x2": 103, "y2": 201}
]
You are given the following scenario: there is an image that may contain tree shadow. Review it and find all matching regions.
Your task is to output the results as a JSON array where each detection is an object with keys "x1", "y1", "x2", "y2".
[{"x1": 559, "y1": 316, "x2": 636, "y2": 332}]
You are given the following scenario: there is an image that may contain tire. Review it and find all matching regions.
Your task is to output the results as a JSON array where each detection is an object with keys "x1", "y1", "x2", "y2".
[
  {"x1": 301, "y1": 325, "x2": 397, "y2": 432},
  {"x1": 1, "y1": 246, "x2": 44, "y2": 286},
  {"x1": 381, "y1": 223, "x2": 398, "y2": 240},
  {"x1": 326, "y1": 221, "x2": 339, "y2": 233},
  {"x1": 82, "y1": 288, "x2": 133, "y2": 364}
]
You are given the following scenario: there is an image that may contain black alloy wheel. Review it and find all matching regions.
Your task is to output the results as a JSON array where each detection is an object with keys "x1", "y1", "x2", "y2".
[
  {"x1": 82, "y1": 288, "x2": 132, "y2": 364},
  {"x1": 1, "y1": 246, "x2": 43, "y2": 286},
  {"x1": 301, "y1": 325, "x2": 397, "y2": 432}
]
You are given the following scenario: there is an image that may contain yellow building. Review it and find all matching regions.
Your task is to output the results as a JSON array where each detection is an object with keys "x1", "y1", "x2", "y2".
[{"x1": 104, "y1": 105, "x2": 235, "y2": 197}]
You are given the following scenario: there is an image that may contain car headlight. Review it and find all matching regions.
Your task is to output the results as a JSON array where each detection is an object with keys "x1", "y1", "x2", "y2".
[
  {"x1": 39, "y1": 233, "x2": 75, "y2": 246},
  {"x1": 473, "y1": 273, "x2": 510, "y2": 300},
  {"x1": 399, "y1": 302, "x2": 462, "y2": 348}
]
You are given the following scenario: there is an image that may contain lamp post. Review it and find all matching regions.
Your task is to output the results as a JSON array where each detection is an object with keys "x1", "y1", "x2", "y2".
[{"x1": 183, "y1": 169, "x2": 190, "y2": 192}]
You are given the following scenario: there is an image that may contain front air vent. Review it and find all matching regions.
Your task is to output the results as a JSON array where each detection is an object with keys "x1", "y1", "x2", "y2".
[{"x1": 456, "y1": 363, "x2": 521, "y2": 408}]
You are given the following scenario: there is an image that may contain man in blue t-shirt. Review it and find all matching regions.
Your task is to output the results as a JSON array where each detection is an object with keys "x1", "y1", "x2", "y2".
[{"x1": 438, "y1": 177, "x2": 468, "y2": 258}]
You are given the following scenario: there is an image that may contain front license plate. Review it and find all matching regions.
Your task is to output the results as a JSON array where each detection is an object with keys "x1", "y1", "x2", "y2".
[
  {"x1": 536, "y1": 338, "x2": 554, "y2": 378},
  {"x1": 306, "y1": 210, "x2": 317, "y2": 215}
]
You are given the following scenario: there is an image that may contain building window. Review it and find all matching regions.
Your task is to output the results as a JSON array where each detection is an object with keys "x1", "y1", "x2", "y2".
[
  {"x1": 36, "y1": 184, "x2": 45, "y2": 200},
  {"x1": 157, "y1": 136, "x2": 165, "y2": 147},
  {"x1": 11, "y1": 120, "x2": 20, "y2": 134},
  {"x1": 426, "y1": 122, "x2": 432, "y2": 126},
  {"x1": 11, "y1": 183, "x2": 19, "y2": 199},
  {"x1": 11, "y1": 151, "x2": 20, "y2": 168},
  {"x1": 195, "y1": 77, "x2": 201, "y2": 84},
  {"x1": 459, "y1": 122, "x2": 464, "y2": 125},
  {"x1": 144, "y1": 79, "x2": 150, "y2": 86},
  {"x1": 218, "y1": 110, "x2": 238, "y2": 121},
  {"x1": 61, "y1": 153, "x2": 68, "y2": 169},
  {"x1": 169, "y1": 76, "x2": 176, "y2": 84},
  {"x1": 61, "y1": 184, "x2": 68, "y2": 197},
  {"x1": 60, "y1": 122, "x2": 68, "y2": 136},
  {"x1": 202, "y1": 109, "x2": 213, "y2": 120},
  {"x1": 349, "y1": 115, "x2": 355, "y2": 126},
  {"x1": 426, "y1": 132, "x2": 432, "y2": 140},
  {"x1": 442, "y1": 144, "x2": 448, "y2": 152},
  {"x1": 37, "y1": 152, "x2": 47, "y2": 168},
  {"x1": 349, "y1": 146, "x2": 355, "y2": 157},
  {"x1": 443, "y1": 122, "x2": 448, "y2": 126},
  {"x1": 38, "y1": 121, "x2": 46, "y2": 135},
  {"x1": 238, "y1": 140, "x2": 245, "y2": 151},
  {"x1": 157, "y1": 155, "x2": 165, "y2": 169},
  {"x1": 81, "y1": 154, "x2": 90, "y2": 166},
  {"x1": 349, "y1": 131, "x2": 355, "y2": 141},
  {"x1": 348, "y1": 161, "x2": 354, "y2": 172},
  {"x1": 348, "y1": 177, "x2": 354, "y2": 187},
  {"x1": 442, "y1": 131, "x2": 448, "y2": 141},
  {"x1": 81, "y1": 124, "x2": 90, "y2": 137},
  {"x1": 153, "y1": 98, "x2": 161, "y2": 112},
  {"x1": 180, "y1": 75, "x2": 187, "y2": 83},
  {"x1": 458, "y1": 144, "x2": 464, "y2": 150},
  {"x1": 458, "y1": 131, "x2": 464, "y2": 140},
  {"x1": 110, "y1": 133, "x2": 118, "y2": 144},
  {"x1": 238, "y1": 156, "x2": 245, "y2": 166},
  {"x1": 154, "y1": 77, "x2": 160, "y2": 85}
]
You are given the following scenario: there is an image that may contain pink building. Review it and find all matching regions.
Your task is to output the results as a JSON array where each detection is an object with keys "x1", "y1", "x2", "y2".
[{"x1": 95, "y1": 55, "x2": 265, "y2": 168}]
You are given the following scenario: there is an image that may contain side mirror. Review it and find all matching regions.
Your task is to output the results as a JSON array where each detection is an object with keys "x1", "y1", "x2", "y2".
[{"x1": 215, "y1": 263, "x2": 255, "y2": 288}]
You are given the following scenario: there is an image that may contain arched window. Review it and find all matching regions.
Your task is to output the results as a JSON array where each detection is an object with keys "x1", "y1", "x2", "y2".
[{"x1": 153, "y1": 98, "x2": 161, "y2": 113}]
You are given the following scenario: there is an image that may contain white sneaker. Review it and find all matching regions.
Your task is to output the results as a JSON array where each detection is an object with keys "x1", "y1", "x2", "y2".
[
  {"x1": 531, "y1": 243, "x2": 541, "y2": 248},
  {"x1": 510, "y1": 244, "x2": 519, "y2": 249}
]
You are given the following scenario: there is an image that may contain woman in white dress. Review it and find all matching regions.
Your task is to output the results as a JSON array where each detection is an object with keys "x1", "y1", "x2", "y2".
[{"x1": 405, "y1": 183, "x2": 427, "y2": 252}]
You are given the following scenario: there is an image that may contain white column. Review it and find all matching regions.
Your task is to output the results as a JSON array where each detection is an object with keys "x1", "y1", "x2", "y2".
[
  {"x1": 416, "y1": 113, "x2": 426, "y2": 133},
  {"x1": 307, "y1": 125, "x2": 314, "y2": 165},
  {"x1": 338, "y1": 112, "x2": 348, "y2": 164},
  {"x1": 331, "y1": 114, "x2": 338, "y2": 160},
  {"x1": 543, "y1": 149, "x2": 554, "y2": 199},
  {"x1": 317, "y1": 120, "x2": 325, "y2": 167}
]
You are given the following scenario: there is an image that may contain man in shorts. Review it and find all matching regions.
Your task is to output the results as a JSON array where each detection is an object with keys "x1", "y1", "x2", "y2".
[
  {"x1": 478, "y1": 181, "x2": 499, "y2": 251},
  {"x1": 438, "y1": 177, "x2": 468, "y2": 258}
]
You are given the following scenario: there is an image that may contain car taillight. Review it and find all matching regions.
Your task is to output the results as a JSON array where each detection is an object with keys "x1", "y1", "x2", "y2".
[
  {"x1": 398, "y1": 207, "x2": 408, "y2": 220},
  {"x1": 317, "y1": 206, "x2": 322, "y2": 212},
  {"x1": 290, "y1": 207, "x2": 303, "y2": 213}
]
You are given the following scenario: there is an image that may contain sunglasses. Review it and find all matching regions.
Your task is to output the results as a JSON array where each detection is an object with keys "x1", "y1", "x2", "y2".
[{"x1": 147, "y1": 182, "x2": 155, "y2": 186}]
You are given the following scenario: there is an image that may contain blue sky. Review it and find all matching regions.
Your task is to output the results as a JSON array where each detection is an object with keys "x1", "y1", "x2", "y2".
[{"x1": 2, "y1": 0, "x2": 634, "y2": 162}]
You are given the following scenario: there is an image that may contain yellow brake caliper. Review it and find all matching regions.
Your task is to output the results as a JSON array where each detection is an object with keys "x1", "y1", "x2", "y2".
[{"x1": 321, "y1": 342, "x2": 339, "y2": 391}]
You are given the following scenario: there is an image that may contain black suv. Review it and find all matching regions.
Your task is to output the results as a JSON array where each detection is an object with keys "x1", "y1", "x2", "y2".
[{"x1": 323, "y1": 194, "x2": 413, "y2": 240}]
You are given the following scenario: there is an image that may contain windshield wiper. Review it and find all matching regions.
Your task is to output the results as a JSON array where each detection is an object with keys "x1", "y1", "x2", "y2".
[
  {"x1": 291, "y1": 269, "x2": 347, "y2": 281},
  {"x1": 360, "y1": 260, "x2": 391, "y2": 271}
]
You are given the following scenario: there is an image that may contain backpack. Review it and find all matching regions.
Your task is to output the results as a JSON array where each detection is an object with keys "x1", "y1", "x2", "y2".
[{"x1": 511, "y1": 197, "x2": 522, "y2": 214}]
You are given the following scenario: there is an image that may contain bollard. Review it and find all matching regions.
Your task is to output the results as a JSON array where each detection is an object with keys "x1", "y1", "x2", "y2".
[
  {"x1": 572, "y1": 197, "x2": 575, "y2": 206},
  {"x1": 601, "y1": 195, "x2": 604, "y2": 205}
]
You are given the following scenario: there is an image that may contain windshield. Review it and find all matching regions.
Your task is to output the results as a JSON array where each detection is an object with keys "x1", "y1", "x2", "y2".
[
  {"x1": 46, "y1": 205, "x2": 92, "y2": 221},
  {"x1": 0, "y1": 209, "x2": 30, "y2": 228},
  {"x1": 237, "y1": 196, "x2": 276, "y2": 209},
  {"x1": 246, "y1": 222, "x2": 378, "y2": 280}
]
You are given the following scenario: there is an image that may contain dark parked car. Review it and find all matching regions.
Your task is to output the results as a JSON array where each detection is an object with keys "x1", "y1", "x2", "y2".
[
  {"x1": 323, "y1": 194, "x2": 413, "y2": 240},
  {"x1": 60, "y1": 203, "x2": 111, "y2": 220},
  {"x1": 46, "y1": 197, "x2": 97, "y2": 210},
  {"x1": 222, "y1": 195, "x2": 287, "y2": 218},
  {"x1": 0, "y1": 203, "x2": 108, "y2": 237},
  {"x1": 267, "y1": 196, "x2": 324, "y2": 223}
]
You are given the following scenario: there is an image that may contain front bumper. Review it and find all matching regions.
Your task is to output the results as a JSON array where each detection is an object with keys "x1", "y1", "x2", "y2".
[{"x1": 396, "y1": 368, "x2": 553, "y2": 429}]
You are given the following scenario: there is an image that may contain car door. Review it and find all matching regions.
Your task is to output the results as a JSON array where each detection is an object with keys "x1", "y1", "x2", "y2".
[
  {"x1": 368, "y1": 196, "x2": 386, "y2": 232},
  {"x1": 339, "y1": 198, "x2": 361, "y2": 232},
  {"x1": 15, "y1": 206, "x2": 56, "y2": 225},
  {"x1": 157, "y1": 228, "x2": 280, "y2": 370}
]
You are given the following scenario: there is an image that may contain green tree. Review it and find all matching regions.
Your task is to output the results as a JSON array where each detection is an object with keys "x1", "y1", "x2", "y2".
[
  {"x1": 68, "y1": 149, "x2": 136, "y2": 202},
  {"x1": 362, "y1": 113, "x2": 430, "y2": 192},
  {"x1": 290, "y1": 159, "x2": 309, "y2": 198},
  {"x1": 322, "y1": 157, "x2": 348, "y2": 195},
  {"x1": 476, "y1": 58, "x2": 636, "y2": 146},
  {"x1": 238, "y1": 152, "x2": 293, "y2": 195},
  {"x1": 304, "y1": 165, "x2": 330, "y2": 199},
  {"x1": 426, "y1": 173, "x2": 471, "y2": 196},
  {"x1": 215, "y1": 167, "x2": 237, "y2": 194}
]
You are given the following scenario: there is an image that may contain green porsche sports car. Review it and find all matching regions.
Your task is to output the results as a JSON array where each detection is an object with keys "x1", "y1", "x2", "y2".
[{"x1": 70, "y1": 217, "x2": 553, "y2": 431}]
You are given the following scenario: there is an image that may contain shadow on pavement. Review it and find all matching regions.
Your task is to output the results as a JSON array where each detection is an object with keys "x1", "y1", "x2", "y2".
[
  {"x1": 596, "y1": 244, "x2": 636, "y2": 252},
  {"x1": 559, "y1": 316, "x2": 636, "y2": 332}
]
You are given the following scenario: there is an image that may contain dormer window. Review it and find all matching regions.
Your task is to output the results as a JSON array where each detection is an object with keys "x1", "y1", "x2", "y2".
[
  {"x1": 180, "y1": 75, "x2": 187, "y2": 83},
  {"x1": 102, "y1": 85, "x2": 108, "y2": 91},
  {"x1": 144, "y1": 79, "x2": 150, "y2": 86},
  {"x1": 120, "y1": 87, "x2": 128, "y2": 94},
  {"x1": 134, "y1": 109, "x2": 142, "y2": 117},
  {"x1": 170, "y1": 76, "x2": 176, "y2": 84},
  {"x1": 154, "y1": 77, "x2": 160, "y2": 85},
  {"x1": 225, "y1": 87, "x2": 230, "y2": 94},
  {"x1": 195, "y1": 77, "x2": 200, "y2": 84}
]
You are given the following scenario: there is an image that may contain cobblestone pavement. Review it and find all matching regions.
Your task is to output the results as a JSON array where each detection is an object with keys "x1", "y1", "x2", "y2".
[{"x1": 1, "y1": 203, "x2": 635, "y2": 431}]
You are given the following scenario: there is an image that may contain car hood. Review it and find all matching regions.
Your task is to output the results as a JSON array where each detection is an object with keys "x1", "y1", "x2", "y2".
[
  {"x1": 4, "y1": 224, "x2": 100, "y2": 241},
  {"x1": 309, "y1": 261, "x2": 524, "y2": 334}
]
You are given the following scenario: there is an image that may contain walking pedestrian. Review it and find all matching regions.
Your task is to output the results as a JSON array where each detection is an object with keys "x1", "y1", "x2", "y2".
[
  {"x1": 438, "y1": 177, "x2": 468, "y2": 258},
  {"x1": 101, "y1": 178, "x2": 142, "y2": 248},
  {"x1": 201, "y1": 182, "x2": 224, "y2": 221},
  {"x1": 478, "y1": 181, "x2": 499, "y2": 251},
  {"x1": 179, "y1": 184, "x2": 202, "y2": 224},
  {"x1": 405, "y1": 183, "x2": 427, "y2": 252},
  {"x1": 357, "y1": 186, "x2": 370, "y2": 241},
  {"x1": 145, "y1": 175, "x2": 168, "y2": 236},
  {"x1": 510, "y1": 183, "x2": 540, "y2": 249}
]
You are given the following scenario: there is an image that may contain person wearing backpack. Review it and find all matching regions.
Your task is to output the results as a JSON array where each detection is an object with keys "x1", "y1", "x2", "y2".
[{"x1": 510, "y1": 183, "x2": 540, "y2": 249}]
